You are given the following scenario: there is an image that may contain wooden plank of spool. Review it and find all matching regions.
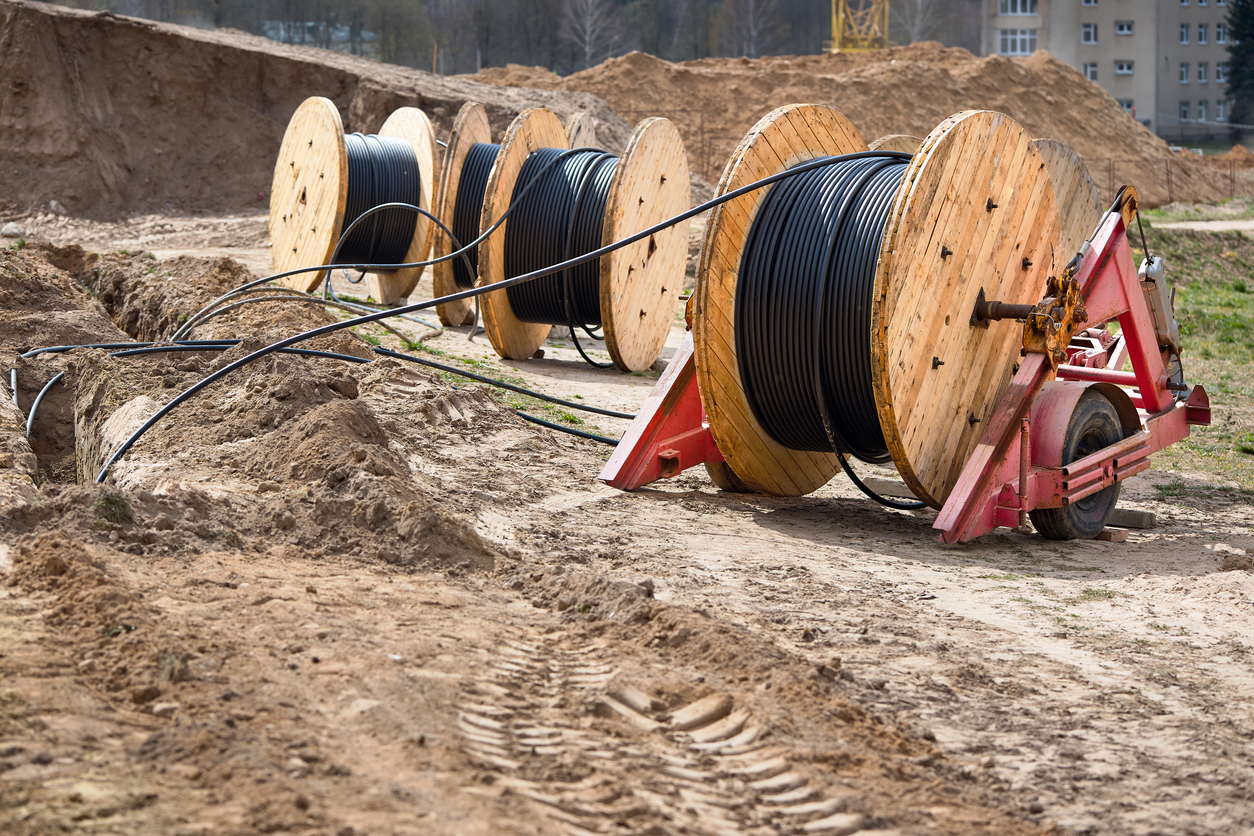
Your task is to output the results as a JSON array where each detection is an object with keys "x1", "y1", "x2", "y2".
[
  {"x1": 869, "y1": 135, "x2": 922, "y2": 154},
  {"x1": 477, "y1": 107, "x2": 570, "y2": 361},
  {"x1": 871, "y1": 110, "x2": 1061, "y2": 508},
  {"x1": 566, "y1": 111, "x2": 598, "y2": 149},
  {"x1": 693, "y1": 104, "x2": 868, "y2": 496},
  {"x1": 433, "y1": 102, "x2": 492, "y2": 327},
  {"x1": 1034, "y1": 138, "x2": 1102, "y2": 262},
  {"x1": 368, "y1": 107, "x2": 439, "y2": 306},
  {"x1": 601, "y1": 117, "x2": 690, "y2": 372},
  {"x1": 269, "y1": 97, "x2": 347, "y2": 293}
]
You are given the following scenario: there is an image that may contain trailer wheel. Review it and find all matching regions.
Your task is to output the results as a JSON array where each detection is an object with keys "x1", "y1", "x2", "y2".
[{"x1": 1030, "y1": 390, "x2": 1123, "y2": 540}]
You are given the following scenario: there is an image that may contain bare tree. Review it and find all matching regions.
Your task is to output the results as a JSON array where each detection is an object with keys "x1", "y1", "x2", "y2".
[
  {"x1": 560, "y1": 0, "x2": 622, "y2": 70},
  {"x1": 892, "y1": 0, "x2": 946, "y2": 43},
  {"x1": 723, "y1": 0, "x2": 777, "y2": 58}
]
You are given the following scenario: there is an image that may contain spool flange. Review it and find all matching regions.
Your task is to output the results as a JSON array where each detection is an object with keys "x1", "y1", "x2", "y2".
[
  {"x1": 268, "y1": 97, "x2": 437, "y2": 303},
  {"x1": 693, "y1": 103, "x2": 869, "y2": 496},
  {"x1": 600, "y1": 117, "x2": 690, "y2": 372},
  {"x1": 369, "y1": 107, "x2": 439, "y2": 306},
  {"x1": 1034, "y1": 138, "x2": 1102, "y2": 261},
  {"x1": 478, "y1": 108, "x2": 690, "y2": 372},
  {"x1": 871, "y1": 110, "x2": 1061, "y2": 507},
  {"x1": 433, "y1": 102, "x2": 493, "y2": 327},
  {"x1": 869, "y1": 135, "x2": 922, "y2": 154},
  {"x1": 478, "y1": 107, "x2": 571, "y2": 361},
  {"x1": 269, "y1": 97, "x2": 348, "y2": 293}
]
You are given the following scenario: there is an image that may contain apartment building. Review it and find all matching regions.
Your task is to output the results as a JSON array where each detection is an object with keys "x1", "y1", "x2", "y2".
[{"x1": 981, "y1": 0, "x2": 1233, "y2": 141}]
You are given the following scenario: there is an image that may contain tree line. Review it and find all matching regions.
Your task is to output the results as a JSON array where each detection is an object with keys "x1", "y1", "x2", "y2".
[{"x1": 52, "y1": 0, "x2": 982, "y2": 74}]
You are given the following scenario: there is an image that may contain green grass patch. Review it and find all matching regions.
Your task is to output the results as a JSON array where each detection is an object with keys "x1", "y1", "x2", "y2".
[
  {"x1": 92, "y1": 490, "x2": 132, "y2": 524},
  {"x1": 1142, "y1": 226, "x2": 1254, "y2": 490}
]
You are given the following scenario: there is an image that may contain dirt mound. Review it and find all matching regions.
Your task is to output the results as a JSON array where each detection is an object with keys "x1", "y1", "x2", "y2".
[
  {"x1": 0, "y1": 1, "x2": 631, "y2": 220},
  {"x1": 462, "y1": 43, "x2": 1246, "y2": 206},
  {"x1": 1213, "y1": 144, "x2": 1254, "y2": 169}
]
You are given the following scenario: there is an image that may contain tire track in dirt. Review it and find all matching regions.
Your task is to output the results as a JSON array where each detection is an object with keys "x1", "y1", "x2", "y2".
[{"x1": 457, "y1": 631, "x2": 881, "y2": 836}]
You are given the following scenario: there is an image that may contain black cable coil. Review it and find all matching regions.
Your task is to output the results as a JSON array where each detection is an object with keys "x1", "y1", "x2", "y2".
[
  {"x1": 736, "y1": 153, "x2": 908, "y2": 465},
  {"x1": 451, "y1": 142, "x2": 501, "y2": 290},
  {"x1": 338, "y1": 133, "x2": 422, "y2": 267},
  {"x1": 503, "y1": 148, "x2": 618, "y2": 330}
]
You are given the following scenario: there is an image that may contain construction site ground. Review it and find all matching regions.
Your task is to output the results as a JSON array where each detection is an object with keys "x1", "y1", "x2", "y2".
[
  {"x1": 1, "y1": 212, "x2": 1252, "y2": 836},
  {"x1": 2, "y1": 4, "x2": 1253, "y2": 834}
]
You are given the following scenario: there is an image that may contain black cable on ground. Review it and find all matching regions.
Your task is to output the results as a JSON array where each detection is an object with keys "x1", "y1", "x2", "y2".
[
  {"x1": 374, "y1": 346, "x2": 634, "y2": 419},
  {"x1": 21, "y1": 343, "x2": 370, "y2": 442},
  {"x1": 94, "y1": 151, "x2": 913, "y2": 483},
  {"x1": 735, "y1": 153, "x2": 926, "y2": 511},
  {"x1": 515, "y1": 411, "x2": 618, "y2": 446}
]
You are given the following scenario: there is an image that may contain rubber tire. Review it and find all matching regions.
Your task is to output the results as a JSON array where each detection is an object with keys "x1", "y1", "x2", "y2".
[{"x1": 1030, "y1": 389, "x2": 1123, "y2": 540}]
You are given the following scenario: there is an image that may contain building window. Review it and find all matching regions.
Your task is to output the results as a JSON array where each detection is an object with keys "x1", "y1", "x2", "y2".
[
  {"x1": 1200, "y1": 0, "x2": 1208, "y2": 5},
  {"x1": 1218, "y1": 62, "x2": 1227, "y2": 83},
  {"x1": 1218, "y1": 23, "x2": 1227, "y2": 43},
  {"x1": 1083, "y1": 62, "x2": 1099, "y2": 80},
  {"x1": 1115, "y1": 20, "x2": 1134, "y2": 35},
  {"x1": 998, "y1": 0, "x2": 1037, "y2": 14},
  {"x1": 1082, "y1": 0, "x2": 1097, "y2": 4},
  {"x1": 1082, "y1": 23, "x2": 1098, "y2": 43},
  {"x1": 1117, "y1": 98, "x2": 1135, "y2": 113},
  {"x1": 999, "y1": 28, "x2": 1039, "y2": 54},
  {"x1": 1180, "y1": 62, "x2": 1190, "y2": 82},
  {"x1": 1217, "y1": 100, "x2": 1228, "y2": 121},
  {"x1": 1199, "y1": 23, "x2": 1209, "y2": 43},
  {"x1": 1180, "y1": 0, "x2": 1189, "y2": 5},
  {"x1": 1199, "y1": 100, "x2": 1210, "y2": 121},
  {"x1": 1199, "y1": 62, "x2": 1209, "y2": 82},
  {"x1": 1180, "y1": 101, "x2": 1190, "y2": 122},
  {"x1": 1180, "y1": 24, "x2": 1190, "y2": 44},
  {"x1": 1115, "y1": 61, "x2": 1134, "y2": 75},
  {"x1": 1218, "y1": 0, "x2": 1227, "y2": 5}
]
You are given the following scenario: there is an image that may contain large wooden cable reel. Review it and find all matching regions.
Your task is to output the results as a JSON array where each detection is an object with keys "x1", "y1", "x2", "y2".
[
  {"x1": 433, "y1": 102, "x2": 493, "y2": 327},
  {"x1": 477, "y1": 108, "x2": 689, "y2": 372},
  {"x1": 1033, "y1": 138, "x2": 1103, "y2": 259},
  {"x1": 693, "y1": 106, "x2": 1062, "y2": 508},
  {"x1": 269, "y1": 97, "x2": 438, "y2": 305}
]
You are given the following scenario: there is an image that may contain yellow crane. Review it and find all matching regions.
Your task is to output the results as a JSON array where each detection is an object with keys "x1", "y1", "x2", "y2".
[{"x1": 828, "y1": 0, "x2": 889, "y2": 52}]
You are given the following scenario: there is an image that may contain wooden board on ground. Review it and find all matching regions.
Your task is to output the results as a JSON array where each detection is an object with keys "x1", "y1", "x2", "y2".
[
  {"x1": 368, "y1": 107, "x2": 439, "y2": 306},
  {"x1": 269, "y1": 97, "x2": 347, "y2": 292},
  {"x1": 869, "y1": 135, "x2": 922, "y2": 154},
  {"x1": 1034, "y1": 138, "x2": 1103, "y2": 262},
  {"x1": 434, "y1": 102, "x2": 492, "y2": 327},
  {"x1": 871, "y1": 110, "x2": 1061, "y2": 508},
  {"x1": 600, "y1": 117, "x2": 689, "y2": 372},
  {"x1": 478, "y1": 108, "x2": 569, "y2": 361},
  {"x1": 566, "y1": 111, "x2": 598, "y2": 149},
  {"x1": 692, "y1": 103, "x2": 868, "y2": 496}
]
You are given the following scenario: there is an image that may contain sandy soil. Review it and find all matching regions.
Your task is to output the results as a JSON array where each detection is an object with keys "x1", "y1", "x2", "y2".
[
  {"x1": 461, "y1": 46, "x2": 1253, "y2": 207},
  {"x1": 0, "y1": 218, "x2": 1251, "y2": 836}
]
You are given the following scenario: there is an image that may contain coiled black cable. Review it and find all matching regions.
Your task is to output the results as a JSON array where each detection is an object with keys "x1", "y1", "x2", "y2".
[
  {"x1": 504, "y1": 148, "x2": 617, "y2": 331},
  {"x1": 736, "y1": 154, "x2": 907, "y2": 465},
  {"x1": 95, "y1": 150, "x2": 919, "y2": 483},
  {"x1": 338, "y1": 133, "x2": 422, "y2": 267},
  {"x1": 451, "y1": 143, "x2": 500, "y2": 290}
]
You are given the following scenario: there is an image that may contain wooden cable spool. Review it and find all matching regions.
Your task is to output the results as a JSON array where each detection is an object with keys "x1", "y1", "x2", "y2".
[
  {"x1": 693, "y1": 105, "x2": 1061, "y2": 507},
  {"x1": 565, "y1": 111, "x2": 598, "y2": 148},
  {"x1": 869, "y1": 134, "x2": 922, "y2": 154},
  {"x1": 1034, "y1": 139, "x2": 1103, "y2": 260},
  {"x1": 477, "y1": 107, "x2": 690, "y2": 372},
  {"x1": 269, "y1": 97, "x2": 438, "y2": 305},
  {"x1": 433, "y1": 102, "x2": 492, "y2": 327}
]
